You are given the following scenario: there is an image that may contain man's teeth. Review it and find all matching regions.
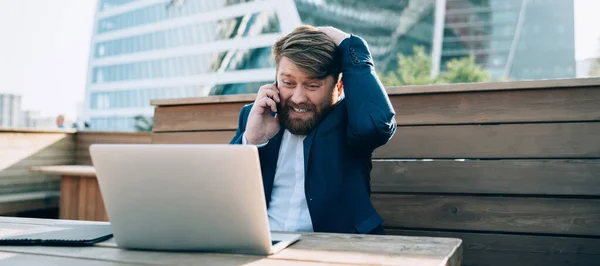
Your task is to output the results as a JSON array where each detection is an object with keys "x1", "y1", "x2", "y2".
[{"x1": 293, "y1": 107, "x2": 308, "y2": 112}]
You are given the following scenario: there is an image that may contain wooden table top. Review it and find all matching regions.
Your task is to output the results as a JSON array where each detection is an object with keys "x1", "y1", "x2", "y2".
[
  {"x1": 0, "y1": 217, "x2": 462, "y2": 266},
  {"x1": 30, "y1": 165, "x2": 96, "y2": 177}
]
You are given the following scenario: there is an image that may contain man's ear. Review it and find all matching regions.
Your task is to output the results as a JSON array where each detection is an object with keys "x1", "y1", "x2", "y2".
[{"x1": 336, "y1": 80, "x2": 344, "y2": 96}]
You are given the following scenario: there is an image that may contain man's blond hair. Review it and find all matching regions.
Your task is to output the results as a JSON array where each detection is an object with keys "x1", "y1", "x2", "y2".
[{"x1": 272, "y1": 25, "x2": 341, "y2": 82}]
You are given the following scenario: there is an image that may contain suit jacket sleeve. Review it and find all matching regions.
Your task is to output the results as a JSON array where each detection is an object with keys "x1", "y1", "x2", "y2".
[
  {"x1": 338, "y1": 35, "x2": 397, "y2": 151},
  {"x1": 230, "y1": 104, "x2": 251, "y2": 144}
]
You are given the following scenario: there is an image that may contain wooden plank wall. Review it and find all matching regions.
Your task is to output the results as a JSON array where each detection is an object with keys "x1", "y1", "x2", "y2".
[
  {"x1": 75, "y1": 132, "x2": 152, "y2": 165},
  {"x1": 0, "y1": 129, "x2": 75, "y2": 214},
  {"x1": 151, "y1": 79, "x2": 600, "y2": 266}
]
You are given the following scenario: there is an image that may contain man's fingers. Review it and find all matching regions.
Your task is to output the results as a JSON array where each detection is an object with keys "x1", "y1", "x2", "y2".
[
  {"x1": 257, "y1": 85, "x2": 280, "y2": 103},
  {"x1": 256, "y1": 97, "x2": 278, "y2": 113},
  {"x1": 265, "y1": 97, "x2": 277, "y2": 113},
  {"x1": 263, "y1": 89, "x2": 280, "y2": 103},
  {"x1": 254, "y1": 83, "x2": 280, "y2": 113},
  {"x1": 258, "y1": 83, "x2": 279, "y2": 94},
  {"x1": 317, "y1": 26, "x2": 349, "y2": 46}
]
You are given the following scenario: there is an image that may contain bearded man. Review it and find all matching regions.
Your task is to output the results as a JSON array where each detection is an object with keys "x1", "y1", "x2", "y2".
[{"x1": 230, "y1": 25, "x2": 396, "y2": 235}]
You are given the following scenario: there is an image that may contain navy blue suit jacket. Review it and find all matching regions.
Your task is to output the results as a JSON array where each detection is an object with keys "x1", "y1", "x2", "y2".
[{"x1": 230, "y1": 35, "x2": 396, "y2": 234}]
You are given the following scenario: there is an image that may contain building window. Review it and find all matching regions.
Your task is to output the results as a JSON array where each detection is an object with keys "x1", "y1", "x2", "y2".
[
  {"x1": 95, "y1": 70, "x2": 104, "y2": 83},
  {"x1": 97, "y1": 0, "x2": 245, "y2": 34},
  {"x1": 94, "y1": 11, "x2": 277, "y2": 58},
  {"x1": 553, "y1": 66, "x2": 561, "y2": 74},
  {"x1": 96, "y1": 94, "x2": 110, "y2": 109},
  {"x1": 97, "y1": 45, "x2": 105, "y2": 57}
]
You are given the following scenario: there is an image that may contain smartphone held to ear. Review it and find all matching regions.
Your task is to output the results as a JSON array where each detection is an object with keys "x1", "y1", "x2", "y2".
[{"x1": 271, "y1": 80, "x2": 279, "y2": 117}]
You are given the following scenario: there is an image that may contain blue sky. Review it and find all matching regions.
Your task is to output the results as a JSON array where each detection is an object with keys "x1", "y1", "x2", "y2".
[{"x1": 0, "y1": 0, "x2": 599, "y2": 121}]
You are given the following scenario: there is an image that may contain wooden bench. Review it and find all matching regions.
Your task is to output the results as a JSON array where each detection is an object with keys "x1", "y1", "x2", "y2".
[
  {"x1": 0, "y1": 128, "x2": 75, "y2": 217},
  {"x1": 149, "y1": 77, "x2": 600, "y2": 266}
]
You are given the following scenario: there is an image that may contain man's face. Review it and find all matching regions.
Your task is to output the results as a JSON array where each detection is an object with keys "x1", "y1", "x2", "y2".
[{"x1": 276, "y1": 56, "x2": 341, "y2": 135}]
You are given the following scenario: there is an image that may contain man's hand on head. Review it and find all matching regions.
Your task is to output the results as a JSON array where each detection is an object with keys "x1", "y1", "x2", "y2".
[{"x1": 317, "y1": 26, "x2": 350, "y2": 46}]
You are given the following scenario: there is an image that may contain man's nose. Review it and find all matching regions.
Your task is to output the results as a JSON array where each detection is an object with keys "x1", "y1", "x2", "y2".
[{"x1": 290, "y1": 86, "x2": 307, "y2": 104}]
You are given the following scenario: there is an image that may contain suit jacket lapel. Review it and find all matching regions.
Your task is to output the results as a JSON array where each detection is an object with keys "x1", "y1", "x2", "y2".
[{"x1": 303, "y1": 128, "x2": 317, "y2": 178}]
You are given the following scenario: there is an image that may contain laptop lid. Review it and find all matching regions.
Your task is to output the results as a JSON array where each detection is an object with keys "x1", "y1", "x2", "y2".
[{"x1": 90, "y1": 144, "x2": 275, "y2": 254}]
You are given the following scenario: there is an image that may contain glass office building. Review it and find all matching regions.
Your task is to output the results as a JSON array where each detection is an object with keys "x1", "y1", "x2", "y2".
[
  {"x1": 0, "y1": 93, "x2": 21, "y2": 128},
  {"x1": 438, "y1": 0, "x2": 575, "y2": 79},
  {"x1": 84, "y1": 0, "x2": 575, "y2": 132},
  {"x1": 85, "y1": 0, "x2": 299, "y2": 131}
]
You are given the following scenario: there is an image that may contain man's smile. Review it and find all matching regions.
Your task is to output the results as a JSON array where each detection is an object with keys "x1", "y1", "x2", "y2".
[
  {"x1": 290, "y1": 107, "x2": 313, "y2": 117},
  {"x1": 292, "y1": 107, "x2": 308, "y2": 113}
]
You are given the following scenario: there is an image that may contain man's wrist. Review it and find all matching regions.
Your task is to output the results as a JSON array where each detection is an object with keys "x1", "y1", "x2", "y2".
[
  {"x1": 337, "y1": 34, "x2": 350, "y2": 46},
  {"x1": 317, "y1": 26, "x2": 350, "y2": 46},
  {"x1": 242, "y1": 132, "x2": 269, "y2": 147}
]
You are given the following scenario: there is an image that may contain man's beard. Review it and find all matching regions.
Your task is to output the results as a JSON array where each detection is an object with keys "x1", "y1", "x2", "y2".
[{"x1": 277, "y1": 99, "x2": 334, "y2": 135}]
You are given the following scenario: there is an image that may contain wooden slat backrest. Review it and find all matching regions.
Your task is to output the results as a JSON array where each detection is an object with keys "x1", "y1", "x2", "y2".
[
  {"x1": 152, "y1": 85, "x2": 600, "y2": 131},
  {"x1": 75, "y1": 132, "x2": 152, "y2": 165},
  {"x1": 370, "y1": 160, "x2": 600, "y2": 195},
  {"x1": 152, "y1": 123, "x2": 600, "y2": 159}
]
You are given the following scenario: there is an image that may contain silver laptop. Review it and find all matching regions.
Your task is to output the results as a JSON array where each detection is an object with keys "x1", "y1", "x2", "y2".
[{"x1": 89, "y1": 144, "x2": 300, "y2": 255}]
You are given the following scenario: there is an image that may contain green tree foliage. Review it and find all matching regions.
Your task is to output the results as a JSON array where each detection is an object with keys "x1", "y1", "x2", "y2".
[
  {"x1": 379, "y1": 46, "x2": 491, "y2": 86},
  {"x1": 134, "y1": 115, "x2": 153, "y2": 132},
  {"x1": 379, "y1": 46, "x2": 439, "y2": 86},
  {"x1": 440, "y1": 54, "x2": 490, "y2": 83}
]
